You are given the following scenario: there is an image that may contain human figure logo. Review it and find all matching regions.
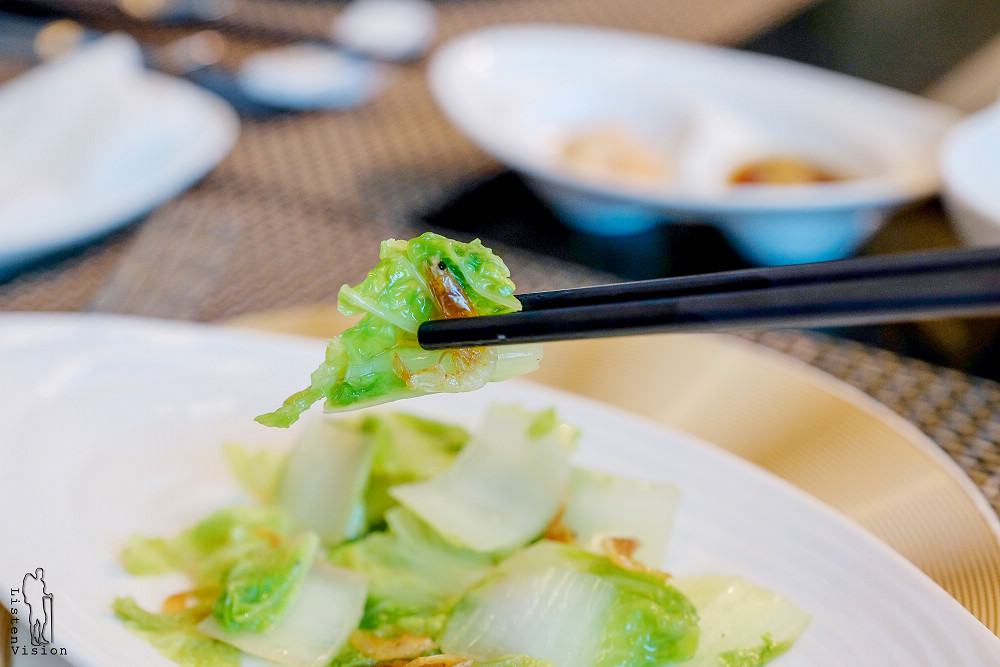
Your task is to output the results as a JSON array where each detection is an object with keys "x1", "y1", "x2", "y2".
[
  {"x1": 22, "y1": 569, "x2": 53, "y2": 647},
  {"x1": 8, "y1": 567, "x2": 67, "y2": 657}
]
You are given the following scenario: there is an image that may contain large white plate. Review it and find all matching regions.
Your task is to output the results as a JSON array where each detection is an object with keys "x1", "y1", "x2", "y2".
[
  {"x1": 429, "y1": 24, "x2": 960, "y2": 264},
  {"x1": 1, "y1": 313, "x2": 998, "y2": 666},
  {"x1": 0, "y1": 36, "x2": 240, "y2": 277},
  {"x1": 229, "y1": 304, "x2": 1000, "y2": 633}
]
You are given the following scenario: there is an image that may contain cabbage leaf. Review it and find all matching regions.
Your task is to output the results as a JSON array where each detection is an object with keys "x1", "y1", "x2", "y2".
[
  {"x1": 274, "y1": 419, "x2": 376, "y2": 544},
  {"x1": 113, "y1": 596, "x2": 241, "y2": 667},
  {"x1": 121, "y1": 505, "x2": 299, "y2": 586},
  {"x1": 671, "y1": 575, "x2": 811, "y2": 667},
  {"x1": 440, "y1": 541, "x2": 699, "y2": 667},
  {"x1": 562, "y1": 467, "x2": 680, "y2": 567},
  {"x1": 256, "y1": 233, "x2": 542, "y2": 428},
  {"x1": 328, "y1": 507, "x2": 496, "y2": 637},
  {"x1": 199, "y1": 561, "x2": 368, "y2": 667},
  {"x1": 390, "y1": 404, "x2": 577, "y2": 552},
  {"x1": 353, "y1": 411, "x2": 469, "y2": 529},
  {"x1": 211, "y1": 532, "x2": 319, "y2": 633}
]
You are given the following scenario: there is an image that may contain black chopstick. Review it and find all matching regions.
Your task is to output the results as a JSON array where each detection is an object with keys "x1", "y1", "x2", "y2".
[{"x1": 417, "y1": 246, "x2": 1000, "y2": 349}]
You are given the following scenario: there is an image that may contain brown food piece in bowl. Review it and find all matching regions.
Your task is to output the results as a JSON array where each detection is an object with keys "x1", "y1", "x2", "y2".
[
  {"x1": 730, "y1": 157, "x2": 841, "y2": 184},
  {"x1": 560, "y1": 126, "x2": 669, "y2": 182}
]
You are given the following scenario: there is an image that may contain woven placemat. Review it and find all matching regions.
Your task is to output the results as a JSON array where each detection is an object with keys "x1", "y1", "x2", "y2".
[{"x1": 0, "y1": 0, "x2": 816, "y2": 317}]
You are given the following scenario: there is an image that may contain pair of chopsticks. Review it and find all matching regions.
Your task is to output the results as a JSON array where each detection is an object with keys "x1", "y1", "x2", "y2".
[{"x1": 417, "y1": 246, "x2": 1000, "y2": 349}]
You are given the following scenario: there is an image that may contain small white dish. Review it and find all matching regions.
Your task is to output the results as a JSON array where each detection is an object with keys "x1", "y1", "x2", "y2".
[
  {"x1": 332, "y1": 0, "x2": 436, "y2": 62},
  {"x1": 237, "y1": 43, "x2": 383, "y2": 110},
  {"x1": 1, "y1": 312, "x2": 999, "y2": 666},
  {"x1": 429, "y1": 24, "x2": 961, "y2": 265},
  {"x1": 940, "y1": 102, "x2": 1000, "y2": 247},
  {"x1": 0, "y1": 34, "x2": 239, "y2": 277}
]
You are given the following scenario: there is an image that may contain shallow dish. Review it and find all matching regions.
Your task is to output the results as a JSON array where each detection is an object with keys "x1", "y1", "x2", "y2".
[
  {"x1": 1, "y1": 312, "x2": 999, "y2": 665},
  {"x1": 940, "y1": 102, "x2": 1000, "y2": 246},
  {"x1": 428, "y1": 24, "x2": 960, "y2": 264},
  {"x1": 0, "y1": 36, "x2": 239, "y2": 277}
]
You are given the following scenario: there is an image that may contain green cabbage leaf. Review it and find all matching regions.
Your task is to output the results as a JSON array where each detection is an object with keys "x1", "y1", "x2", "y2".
[
  {"x1": 390, "y1": 404, "x2": 577, "y2": 552},
  {"x1": 256, "y1": 233, "x2": 541, "y2": 428},
  {"x1": 671, "y1": 575, "x2": 811, "y2": 667},
  {"x1": 328, "y1": 507, "x2": 497, "y2": 637},
  {"x1": 440, "y1": 541, "x2": 699, "y2": 667}
]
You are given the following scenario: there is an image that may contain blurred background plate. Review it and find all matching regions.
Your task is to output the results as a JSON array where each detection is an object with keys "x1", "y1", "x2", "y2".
[
  {"x1": 0, "y1": 35, "x2": 239, "y2": 277},
  {"x1": 227, "y1": 304, "x2": 1000, "y2": 636},
  {"x1": 940, "y1": 102, "x2": 1000, "y2": 248},
  {"x1": 428, "y1": 23, "x2": 961, "y2": 265}
]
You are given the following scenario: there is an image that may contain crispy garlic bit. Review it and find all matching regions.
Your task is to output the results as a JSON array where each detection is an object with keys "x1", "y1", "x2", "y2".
[
  {"x1": 349, "y1": 632, "x2": 474, "y2": 667},
  {"x1": 406, "y1": 655, "x2": 475, "y2": 667},
  {"x1": 252, "y1": 525, "x2": 285, "y2": 547},
  {"x1": 350, "y1": 630, "x2": 436, "y2": 661},
  {"x1": 543, "y1": 506, "x2": 576, "y2": 544},
  {"x1": 161, "y1": 590, "x2": 200, "y2": 613},
  {"x1": 601, "y1": 537, "x2": 671, "y2": 580}
]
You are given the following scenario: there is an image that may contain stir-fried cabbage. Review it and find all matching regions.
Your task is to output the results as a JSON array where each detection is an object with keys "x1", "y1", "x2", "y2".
[
  {"x1": 390, "y1": 404, "x2": 577, "y2": 551},
  {"x1": 211, "y1": 531, "x2": 320, "y2": 633},
  {"x1": 562, "y1": 467, "x2": 681, "y2": 566},
  {"x1": 256, "y1": 233, "x2": 543, "y2": 428},
  {"x1": 329, "y1": 507, "x2": 497, "y2": 637},
  {"x1": 115, "y1": 405, "x2": 809, "y2": 667},
  {"x1": 440, "y1": 541, "x2": 700, "y2": 667},
  {"x1": 671, "y1": 575, "x2": 811, "y2": 667},
  {"x1": 199, "y1": 561, "x2": 367, "y2": 667},
  {"x1": 274, "y1": 420, "x2": 376, "y2": 544}
]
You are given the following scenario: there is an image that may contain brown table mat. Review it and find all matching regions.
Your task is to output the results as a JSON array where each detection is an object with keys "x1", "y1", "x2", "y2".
[{"x1": 0, "y1": 0, "x2": 817, "y2": 314}]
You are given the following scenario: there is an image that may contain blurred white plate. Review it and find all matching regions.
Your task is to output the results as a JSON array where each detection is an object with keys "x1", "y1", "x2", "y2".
[
  {"x1": 1, "y1": 312, "x2": 998, "y2": 666},
  {"x1": 0, "y1": 35, "x2": 239, "y2": 277},
  {"x1": 429, "y1": 24, "x2": 960, "y2": 265},
  {"x1": 940, "y1": 102, "x2": 1000, "y2": 246}
]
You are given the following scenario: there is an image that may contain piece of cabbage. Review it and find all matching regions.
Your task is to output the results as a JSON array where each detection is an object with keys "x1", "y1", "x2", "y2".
[
  {"x1": 211, "y1": 532, "x2": 320, "y2": 633},
  {"x1": 115, "y1": 508, "x2": 322, "y2": 667},
  {"x1": 199, "y1": 560, "x2": 368, "y2": 667},
  {"x1": 274, "y1": 419, "x2": 376, "y2": 544},
  {"x1": 353, "y1": 411, "x2": 469, "y2": 529},
  {"x1": 256, "y1": 233, "x2": 543, "y2": 428},
  {"x1": 439, "y1": 541, "x2": 699, "y2": 667},
  {"x1": 120, "y1": 526, "x2": 365, "y2": 667},
  {"x1": 229, "y1": 411, "x2": 469, "y2": 543},
  {"x1": 222, "y1": 441, "x2": 287, "y2": 504},
  {"x1": 389, "y1": 404, "x2": 577, "y2": 552},
  {"x1": 329, "y1": 507, "x2": 496, "y2": 637},
  {"x1": 113, "y1": 596, "x2": 243, "y2": 667},
  {"x1": 562, "y1": 467, "x2": 681, "y2": 567},
  {"x1": 671, "y1": 575, "x2": 811, "y2": 667},
  {"x1": 121, "y1": 505, "x2": 299, "y2": 584}
]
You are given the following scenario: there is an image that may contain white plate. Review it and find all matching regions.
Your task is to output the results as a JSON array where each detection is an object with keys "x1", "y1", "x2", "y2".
[
  {"x1": 940, "y1": 102, "x2": 1000, "y2": 246},
  {"x1": 1, "y1": 313, "x2": 998, "y2": 666},
  {"x1": 428, "y1": 24, "x2": 960, "y2": 264},
  {"x1": 0, "y1": 36, "x2": 240, "y2": 277}
]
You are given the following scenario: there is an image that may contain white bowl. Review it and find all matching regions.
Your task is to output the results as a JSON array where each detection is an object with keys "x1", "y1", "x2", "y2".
[
  {"x1": 940, "y1": 103, "x2": 1000, "y2": 247},
  {"x1": 428, "y1": 24, "x2": 961, "y2": 265}
]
